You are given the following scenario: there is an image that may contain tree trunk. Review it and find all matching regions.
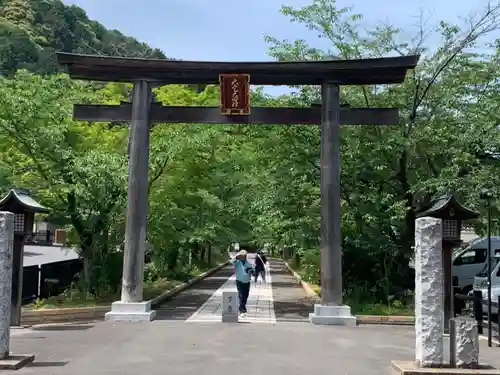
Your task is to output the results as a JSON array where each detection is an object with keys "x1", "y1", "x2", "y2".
[
  {"x1": 82, "y1": 252, "x2": 91, "y2": 298},
  {"x1": 200, "y1": 246, "x2": 206, "y2": 263},
  {"x1": 397, "y1": 149, "x2": 416, "y2": 257},
  {"x1": 78, "y1": 229, "x2": 96, "y2": 297},
  {"x1": 207, "y1": 244, "x2": 212, "y2": 265}
]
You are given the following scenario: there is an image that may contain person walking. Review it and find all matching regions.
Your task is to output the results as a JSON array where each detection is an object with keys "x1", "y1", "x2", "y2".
[
  {"x1": 254, "y1": 250, "x2": 267, "y2": 284},
  {"x1": 229, "y1": 250, "x2": 254, "y2": 317}
]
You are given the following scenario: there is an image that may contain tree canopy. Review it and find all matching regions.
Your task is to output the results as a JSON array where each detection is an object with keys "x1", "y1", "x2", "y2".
[
  {"x1": 1, "y1": 0, "x2": 500, "y2": 311},
  {"x1": 0, "y1": 0, "x2": 166, "y2": 75}
]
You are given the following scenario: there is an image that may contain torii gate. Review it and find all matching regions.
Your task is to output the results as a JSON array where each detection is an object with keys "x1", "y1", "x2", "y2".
[{"x1": 57, "y1": 52, "x2": 418, "y2": 324}]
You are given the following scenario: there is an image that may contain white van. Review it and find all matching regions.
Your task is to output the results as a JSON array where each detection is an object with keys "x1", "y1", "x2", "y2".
[
  {"x1": 452, "y1": 236, "x2": 500, "y2": 294},
  {"x1": 473, "y1": 254, "x2": 500, "y2": 290},
  {"x1": 472, "y1": 254, "x2": 500, "y2": 314}
]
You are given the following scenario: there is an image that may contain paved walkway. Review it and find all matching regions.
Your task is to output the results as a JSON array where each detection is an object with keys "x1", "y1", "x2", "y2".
[
  {"x1": 155, "y1": 256, "x2": 313, "y2": 323},
  {"x1": 270, "y1": 259, "x2": 313, "y2": 322},
  {"x1": 186, "y1": 262, "x2": 276, "y2": 323},
  {"x1": 154, "y1": 266, "x2": 234, "y2": 320}
]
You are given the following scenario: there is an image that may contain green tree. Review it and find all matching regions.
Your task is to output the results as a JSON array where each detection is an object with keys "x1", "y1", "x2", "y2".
[
  {"x1": 0, "y1": 20, "x2": 39, "y2": 74},
  {"x1": 259, "y1": 0, "x2": 500, "y2": 303},
  {"x1": 0, "y1": 71, "x2": 129, "y2": 294},
  {"x1": 0, "y1": 0, "x2": 168, "y2": 76}
]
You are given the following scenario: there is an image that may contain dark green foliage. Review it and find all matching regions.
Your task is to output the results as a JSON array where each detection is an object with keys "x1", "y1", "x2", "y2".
[{"x1": 0, "y1": 0, "x2": 166, "y2": 76}]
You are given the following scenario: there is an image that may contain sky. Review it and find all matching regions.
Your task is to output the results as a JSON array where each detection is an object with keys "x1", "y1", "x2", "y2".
[{"x1": 62, "y1": 0, "x2": 494, "y2": 95}]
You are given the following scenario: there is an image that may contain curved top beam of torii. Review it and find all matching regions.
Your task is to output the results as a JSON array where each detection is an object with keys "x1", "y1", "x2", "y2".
[{"x1": 56, "y1": 52, "x2": 419, "y2": 86}]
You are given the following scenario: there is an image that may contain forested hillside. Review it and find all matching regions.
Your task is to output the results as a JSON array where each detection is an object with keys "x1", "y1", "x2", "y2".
[
  {"x1": 1, "y1": 0, "x2": 500, "y2": 314},
  {"x1": 0, "y1": 0, "x2": 166, "y2": 75}
]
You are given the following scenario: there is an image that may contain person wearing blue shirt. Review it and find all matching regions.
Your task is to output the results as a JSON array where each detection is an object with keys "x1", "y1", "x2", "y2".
[{"x1": 229, "y1": 250, "x2": 254, "y2": 317}]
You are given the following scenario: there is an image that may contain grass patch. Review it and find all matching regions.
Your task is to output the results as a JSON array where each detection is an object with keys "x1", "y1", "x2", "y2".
[
  {"x1": 30, "y1": 291, "x2": 114, "y2": 310},
  {"x1": 28, "y1": 277, "x2": 184, "y2": 310},
  {"x1": 348, "y1": 301, "x2": 413, "y2": 316},
  {"x1": 143, "y1": 278, "x2": 183, "y2": 301},
  {"x1": 27, "y1": 260, "x2": 222, "y2": 310},
  {"x1": 308, "y1": 282, "x2": 412, "y2": 316},
  {"x1": 291, "y1": 264, "x2": 413, "y2": 317}
]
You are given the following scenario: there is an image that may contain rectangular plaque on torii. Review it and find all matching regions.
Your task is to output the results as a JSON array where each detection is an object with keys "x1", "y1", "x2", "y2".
[{"x1": 220, "y1": 74, "x2": 250, "y2": 116}]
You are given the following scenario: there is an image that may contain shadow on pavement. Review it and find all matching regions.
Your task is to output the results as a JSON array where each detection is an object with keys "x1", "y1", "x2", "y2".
[
  {"x1": 270, "y1": 259, "x2": 313, "y2": 322},
  {"x1": 154, "y1": 266, "x2": 233, "y2": 321},
  {"x1": 32, "y1": 324, "x2": 95, "y2": 332},
  {"x1": 269, "y1": 281, "x2": 301, "y2": 288},
  {"x1": 177, "y1": 276, "x2": 231, "y2": 290},
  {"x1": 270, "y1": 269, "x2": 292, "y2": 275},
  {"x1": 28, "y1": 361, "x2": 69, "y2": 367},
  {"x1": 272, "y1": 299, "x2": 312, "y2": 321}
]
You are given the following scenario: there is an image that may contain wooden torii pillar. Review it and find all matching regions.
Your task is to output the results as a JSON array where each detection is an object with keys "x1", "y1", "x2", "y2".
[{"x1": 57, "y1": 53, "x2": 419, "y2": 323}]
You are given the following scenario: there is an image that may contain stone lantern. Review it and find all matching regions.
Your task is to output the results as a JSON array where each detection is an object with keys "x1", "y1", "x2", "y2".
[
  {"x1": 0, "y1": 188, "x2": 49, "y2": 326},
  {"x1": 391, "y1": 194, "x2": 489, "y2": 374},
  {"x1": 416, "y1": 194, "x2": 479, "y2": 332}
]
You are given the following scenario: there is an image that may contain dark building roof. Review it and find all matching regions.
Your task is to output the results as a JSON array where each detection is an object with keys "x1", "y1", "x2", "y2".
[{"x1": 56, "y1": 52, "x2": 419, "y2": 86}]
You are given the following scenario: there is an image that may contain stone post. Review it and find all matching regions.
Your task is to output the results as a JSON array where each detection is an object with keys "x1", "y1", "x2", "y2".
[
  {"x1": 450, "y1": 317, "x2": 479, "y2": 368},
  {"x1": 222, "y1": 291, "x2": 238, "y2": 323},
  {"x1": 0, "y1": 212, "x2": 14, "y2": 359},
  {"x1": 415, "y1": 217, "x2": 443, "y2": 367}
]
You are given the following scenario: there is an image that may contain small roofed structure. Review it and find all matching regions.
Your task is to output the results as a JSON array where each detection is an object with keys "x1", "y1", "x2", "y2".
[
  {"x1": 417, "y1": 194, "x2": 479, "y2": 220},
  {"x1": 0, "y1": 188, "x2": 49, "y2": 214},
  {"x1": 0, "y1": 188, "x2": 50, "y2": 327},
  {"x1": 415, "y1": 194, "x2": 480, "y2": 338},
  {"x1": 0, "y1": 188, "x2": 50, "y2": 234},
  {"x1": 417, "y1": 194, "x2": 479, "y2": 242}
]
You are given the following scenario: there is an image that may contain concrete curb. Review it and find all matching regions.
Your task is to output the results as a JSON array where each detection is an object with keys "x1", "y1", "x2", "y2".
[
  {"x1": 21, "y1": 261, "x2": 230, "y2": 326},
  {"x1": 356, "y1": 315, "x2": 414, "y2": 325},
  {"x1": 281, "y1": 260, "x2": 415, "y2": 326},
  {"x1": 21, "y1": 306, "x2": 111, "y2": 326}
]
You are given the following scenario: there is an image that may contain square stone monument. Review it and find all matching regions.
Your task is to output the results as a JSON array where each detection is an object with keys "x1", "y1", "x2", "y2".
[
  {"x1": 222, "y1": 291, "x2": 238, "y2": 323},
  {"x1": 414, "y1": 217, "x2": 444, "y2": 367},
  {"x1": 450, "y1": 317, "x2": 479, "y2": 369}
]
